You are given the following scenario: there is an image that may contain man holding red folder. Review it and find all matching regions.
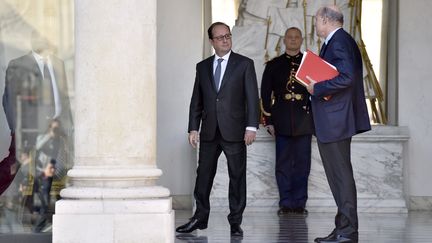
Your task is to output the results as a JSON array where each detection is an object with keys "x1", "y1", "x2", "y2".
[{"x1": 305, "y1": 5, "x2": 371, "y2": 243}]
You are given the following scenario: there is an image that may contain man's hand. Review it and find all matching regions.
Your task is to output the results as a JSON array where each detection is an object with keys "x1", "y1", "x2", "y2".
[
  {"x1": 266, "y1": 125, "x2": 275, "y2": 137},
  {"x1": 244, "y1": 130, "x2": 256, "y2": 146},
  {"x1": 306, "y1": 75, "x2": 316, "y2": 95},
  {"x1": 188, "y1": 130, "x2": 199, "y2": 148},
  {"x1": 49, "y1": 129, "x2": 55, "y2": 138}
]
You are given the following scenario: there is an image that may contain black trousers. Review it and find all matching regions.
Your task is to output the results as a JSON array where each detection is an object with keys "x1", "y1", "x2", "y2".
[
  {"x1": 317, "y1": 137, "x2": 358, "y2": 238},
  {"x1": 275, "y1": 134, "x2": 312, "y2": 208},
  {"x1": 193, "y1": 128, "x2": 246, "y2": 225}
]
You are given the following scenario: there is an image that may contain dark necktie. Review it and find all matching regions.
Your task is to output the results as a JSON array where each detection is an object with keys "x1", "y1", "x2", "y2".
[
  {"x1": 42, "y1": 59, "x2": 55, "y2": 114},
  {"x1": 319, "y1": 42, "x2": 327, "y2": 57},
  {"x1": 214, "y1": 58, "x2": 224, "y2": 91}
]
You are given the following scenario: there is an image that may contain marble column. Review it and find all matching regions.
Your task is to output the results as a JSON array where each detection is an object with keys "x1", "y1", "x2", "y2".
[{"x1": 53, "y1": 1, "x2": 174, "y2": 243}]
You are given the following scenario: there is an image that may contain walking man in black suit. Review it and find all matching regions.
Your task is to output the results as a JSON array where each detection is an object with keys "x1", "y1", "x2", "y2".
[
  {"x1": 306, "y1": 6, "x2": 371, "y2": 243},
  {"x1": 176, "y1": 22, "x2": 259, "y2": 237}
]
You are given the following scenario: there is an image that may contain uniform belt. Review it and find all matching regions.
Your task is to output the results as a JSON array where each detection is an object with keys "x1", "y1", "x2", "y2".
[{"x1": 282, "y1": 93, "x2": 304, "y2": 101}]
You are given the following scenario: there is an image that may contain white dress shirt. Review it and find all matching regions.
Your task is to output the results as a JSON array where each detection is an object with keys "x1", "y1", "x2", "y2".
[{"x1": 325, "y1": 27, "x2": 342, "y2": 45}]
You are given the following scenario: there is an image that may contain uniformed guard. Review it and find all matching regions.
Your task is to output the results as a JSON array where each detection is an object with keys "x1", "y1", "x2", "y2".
[{"x1": 260, "y1": 27, "x2": 314, "y2": 215}]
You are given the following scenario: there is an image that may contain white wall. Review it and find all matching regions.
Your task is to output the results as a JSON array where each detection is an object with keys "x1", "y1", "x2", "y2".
[
  {"x1": 156, "y1": 0, "x2": 204, "y2": 197},
  {"x1": 399, "y1": 0, "x2": 432, "y2": 200}
]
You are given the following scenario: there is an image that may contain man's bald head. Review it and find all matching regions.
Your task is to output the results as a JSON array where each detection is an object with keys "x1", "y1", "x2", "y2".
[
  {"x1": 317, "y1": 5, "x2": 344, "y2": 26},
  {"x1": 314, "y1": 5, "x2": 344, "y2": 38}
]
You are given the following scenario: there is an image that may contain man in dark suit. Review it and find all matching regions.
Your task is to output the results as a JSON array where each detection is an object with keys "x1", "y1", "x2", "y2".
[
  {"x1": 1, "y1": 31, "x2": 72, "y2": 196},
  {"x1": 176, "y1": 22, "x2": 259, "y2": 237},
  {"x1": 3, "y1": 31, "x2": 73, "y2": 143},
  {"x1": 305, "y1": 6, "x2": 371, "y2": 243},
  {"x1": 261, "y1": 27, "x2": 314, "y2": 216}
]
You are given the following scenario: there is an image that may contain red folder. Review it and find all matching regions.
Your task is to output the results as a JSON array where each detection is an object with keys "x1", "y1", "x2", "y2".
[{"x1": 295, "y1": 50, "x2": 339, "y2": 87}]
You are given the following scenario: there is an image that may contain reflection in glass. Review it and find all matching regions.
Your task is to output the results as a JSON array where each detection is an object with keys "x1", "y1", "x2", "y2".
[
  {"x1": 176, "y1": 233, "x2": 209, "y2": 243},
  {"x1": 278, "y1": 214, "x2": 308, "y2": 243},
  {"x1": 0, "y1": 0, "x2": 74, "y2": 234}
]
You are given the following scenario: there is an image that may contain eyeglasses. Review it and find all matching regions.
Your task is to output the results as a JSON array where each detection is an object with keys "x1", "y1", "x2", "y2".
[{"x1": 212, "y1": 34, "x2": 232, "y2": 41}]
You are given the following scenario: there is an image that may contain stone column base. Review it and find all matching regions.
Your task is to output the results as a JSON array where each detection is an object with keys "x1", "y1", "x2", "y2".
[{"x1": 53, "y1": 198, "x2": 174, "y2": 243}]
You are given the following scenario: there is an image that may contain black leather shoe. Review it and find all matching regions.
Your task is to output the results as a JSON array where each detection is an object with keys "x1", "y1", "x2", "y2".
[
  {"x1": 315, "y1": 229, "x2": 358, "y2": 243},
  {"x1": 277, "y1": 207, "x2": 294, "y2": 215},
  {"x1": 230, "y1": 224, "x2": 243, "y2": 237},
  {"x1": 314, "y1": 229, "x2": 336, "y2": 242},
  {"x1": 293, "y1": 207, "x2": 308, "y2": 214},
  {"x1": 176, "y1": 218, "x2": 207, "y2": 233}
]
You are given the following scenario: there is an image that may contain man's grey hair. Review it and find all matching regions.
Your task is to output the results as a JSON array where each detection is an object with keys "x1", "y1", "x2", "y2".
[{"x1": 318, "y1": 6, "x2": 344, "y2": 25}]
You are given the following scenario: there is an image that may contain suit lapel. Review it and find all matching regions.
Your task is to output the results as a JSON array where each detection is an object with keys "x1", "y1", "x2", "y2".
[
  {"x1": 25, "y1": 53, "x2": 43, "y2": 90},
  {"x1": 218, "y1": 52, "x2": 237, "y2": 92},
  {"x1": 319, "y1": 42, "x2": 328, "y2": 57},
  {"x1": 27, "y1": 53, "x2": 43, "y2": 78},
  {"x1": 206, "y1": 55, "x2": 218, "y2": 92}
]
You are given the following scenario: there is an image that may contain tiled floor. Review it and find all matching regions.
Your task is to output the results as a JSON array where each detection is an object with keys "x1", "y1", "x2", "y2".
[
  {"x1": 1, "y1": 210, "x2": 431, "y2": 242},
  {"x1": 175, "y1": 210, "x2": 432, "y2": 243}
]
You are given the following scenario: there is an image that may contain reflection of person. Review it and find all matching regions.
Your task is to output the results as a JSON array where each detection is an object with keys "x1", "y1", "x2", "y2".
[
  {"x1": 17, "y1": 149, "x2": 35, "y2": 214},
  {"x1": 0, "y1": 152, "x2": 22, "y2": 233},
  {"x1": 1, "y1": 30, "x2": 72, "y2": 196},
  {"x1": 3, "y1": 30, "x2": 72, "y2": 147},
  {"x1": 0, "y1": 135, "x2": 18, "y2": 196},
  {"x1": 261, "y1": 27, "x2": 313, "y2": 216},
  {"x1": 277, "y1": 211, "x2": 308, "y2": 242},
  {"x1": 176, "y1": 22, "x2": 259, "y2": 237},
  {"x1": 35, "y1": 119, "x2": 69, "y2": 179},
  {"x1": 32, "y1": 159, "x2": 55, "y2": 233},
  {"x1": 306, "y1": 6, "x2": 371, "y2": 243},
  {"x1": 175, "y1": 234, "x2": 208, "y2": 243}
]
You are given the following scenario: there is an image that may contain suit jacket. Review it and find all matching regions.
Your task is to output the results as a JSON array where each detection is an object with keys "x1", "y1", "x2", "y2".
[
  {"x1": 311, "y1": 29, "x2": 371, "y2": 143},
  {"x1": 3, "y1": 53, "x2": 73, "y2": 141},
  {"x1": 261, "y1": 53, "x2": 314, "y2": 136},
  {"x1": 188, "y1": 51, "x2": 259, "y2": 142}
]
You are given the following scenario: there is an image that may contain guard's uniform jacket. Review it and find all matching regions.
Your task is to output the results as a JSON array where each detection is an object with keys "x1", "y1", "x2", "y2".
[{"x1": 261, "y1": 52, "x2": 314, "y2": 135}]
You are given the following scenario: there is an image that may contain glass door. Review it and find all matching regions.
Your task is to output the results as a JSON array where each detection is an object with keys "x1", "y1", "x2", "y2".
[{"x1": 0, "y1": 1, "x2": 74, "y2": 240}]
